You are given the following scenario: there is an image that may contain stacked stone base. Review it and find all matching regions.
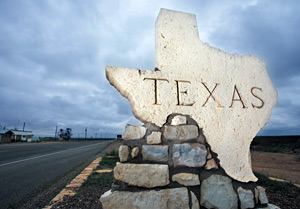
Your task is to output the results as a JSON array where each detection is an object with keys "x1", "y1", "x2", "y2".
[{"x1": 100, "y1": 114, "x2": 276, "y2": 209}]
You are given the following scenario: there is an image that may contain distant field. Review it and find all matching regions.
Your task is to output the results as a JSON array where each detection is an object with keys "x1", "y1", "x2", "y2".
[
  {"x1": 251, "y1": 136, "x2": 300, "y2": 153},
  {"x1": 251, "y1": 136, "x2": 300, "y2": 184}
]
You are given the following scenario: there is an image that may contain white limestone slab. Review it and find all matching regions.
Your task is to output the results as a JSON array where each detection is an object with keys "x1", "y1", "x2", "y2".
[
  {"x1": 106, "y1": 9, "x2": 277, "y2": 182},
  {"x1": 119, "y1": 145, "x2": 129, "y2": 162},
  {"x1": 114, "y1": 163, "x2": 170, "y2": 188},
  {"x1": 163, "y1": 125, "x2": 199, "y2": 141},
  {"x1": 122, "y1": 124, "x2": 146, "y2": 140},
  {"x1": 146, "y1": 131, "x2": 162, "y2": 144},
  {"x1": 171, "y1": 115, "x2": 187, "y2": 125},
  {"x1": 172, "y1": 173, "x2": 200, "y2": 186},
  {"x1": 131, "y1": 146, "x2": 139, "y2": 159},
  {"x1": 100, "y1": 188, "x2": 190, "y2": 209}
]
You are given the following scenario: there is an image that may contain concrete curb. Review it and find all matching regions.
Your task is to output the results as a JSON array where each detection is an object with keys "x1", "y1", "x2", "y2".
[
  {"x1": 44, "y1": 156, "x2": 113, "y2": 209},
  {"x1": 268, "y1": 176, "x2": 300, "y2": 188}
]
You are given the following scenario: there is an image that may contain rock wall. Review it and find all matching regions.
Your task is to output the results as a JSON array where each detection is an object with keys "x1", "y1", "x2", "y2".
[{"x1": 100, "y1": 114, "x2": 274, "y2": 209}]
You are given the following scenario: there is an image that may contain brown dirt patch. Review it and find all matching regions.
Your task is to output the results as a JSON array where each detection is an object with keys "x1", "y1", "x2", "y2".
[{"x1": 251, "y1": 151, "x2": 300, "y2": 184}]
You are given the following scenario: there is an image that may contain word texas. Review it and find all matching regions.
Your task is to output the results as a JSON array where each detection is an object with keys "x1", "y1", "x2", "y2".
[{"x1": 144, "y1": 77, "x2": 264, "y2": 109}]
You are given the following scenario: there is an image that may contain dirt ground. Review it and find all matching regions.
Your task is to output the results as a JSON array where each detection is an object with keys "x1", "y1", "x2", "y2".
[{"x1": 251, "y1": 151, "x2": 300, "y2": 184}]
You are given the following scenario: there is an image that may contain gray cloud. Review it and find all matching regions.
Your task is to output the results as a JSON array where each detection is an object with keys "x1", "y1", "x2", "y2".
[{"x1": 0, "y1": 0, "x2": 299, "y2": 137}]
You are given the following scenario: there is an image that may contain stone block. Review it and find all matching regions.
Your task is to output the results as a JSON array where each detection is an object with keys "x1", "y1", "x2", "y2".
[
  {"x1": 172, "y1": 143, "x2": 207, "y2": 167},
  {"x1": 114, "y1": 163, "x2": 169, "y2": 188},
  {"x1": 255, "y1": 187, "x2": 259, "y2": 203},
  {"x1": 200, "y1": 175, "x2": 238, "y2": 209},
  {"x1": 191, "y1": 191, "x2": 200, "y2": 209},
  {"x1": 122, "y1": 124, "x2": 146, "y2": 140},
  {"x1": 172, "y1": 173, "x2": 200, "y2": 186},
  {"x1": 131, "y1": 146, "x2": 139, "y2": 159},
  {"x1": 100, "y1": 188, "x2": 190, "y2": 209},
  {"x1": 237, "y1": 187, "x2": 255, "y2": 209},
  {"x1": 206, "y1": 149, "x2": 212, "y2": 159},
  {"x1": 196, "y1": 134, "x2": 206, "y2": 144},
  {"x1": 163, "y1": 125, "x2": 198, "y2": 141},
  {"x1": 171, "y1": 115, "x2": 187, "y2": 125},
  {"x1": 119, "y1": 145, "x2": 129, "y2": 162},
  {"x1": 142, "y1": 145, "x2": 168, "y2": 162},
  {"x1": 257, "y1": 186, "x2": 268, "y2": 204},
  {"x1": 146, "y1": 131, "x2": 162, "y2": 144},
  {"x1": 205, "y1": 158, "x2": 218, "y2": 170}
]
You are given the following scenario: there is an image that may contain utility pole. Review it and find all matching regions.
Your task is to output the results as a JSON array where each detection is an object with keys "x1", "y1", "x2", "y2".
[
  {"x1": 85, "y1": 127, "x2": 87, "y2": 140},
  {"x1": 55, "y1": 126, "x2": 58, "y2": 140},
  {"x1": 95, "y1": 133, "x2": 97, "y2": 139},
  {"x1": 23, "y1": 122, "x2": 26, "y2": 131}
]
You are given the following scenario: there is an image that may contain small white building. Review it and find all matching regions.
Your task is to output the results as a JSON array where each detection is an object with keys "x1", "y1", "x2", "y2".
[
  {"x1": 0, "y1": 129, "x2": 34, "y2": 143},
  {"x1": 11, "y1": 130, "x2": 34, "y2": 142}
]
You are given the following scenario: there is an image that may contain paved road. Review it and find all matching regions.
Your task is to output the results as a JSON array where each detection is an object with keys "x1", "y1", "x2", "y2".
[{"x1": 0, "y1": 141, "x2": 112, "y2": 209}]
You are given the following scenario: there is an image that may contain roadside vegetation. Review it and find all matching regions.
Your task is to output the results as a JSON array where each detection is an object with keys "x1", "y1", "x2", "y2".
[{"x1": 82, "y1": 150, "x2": 119, "y2": 187}]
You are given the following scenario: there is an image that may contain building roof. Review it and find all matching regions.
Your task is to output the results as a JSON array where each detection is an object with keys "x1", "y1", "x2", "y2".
[
  {"x1": 0, "y1": 129, "x2": 33, "y2": 135},
  {"x1": 0, "y1": 129, "x2": 13, "y2": 134},
  {"x1": 11, "y1": 130, "x2": 33, "y2": 135}
]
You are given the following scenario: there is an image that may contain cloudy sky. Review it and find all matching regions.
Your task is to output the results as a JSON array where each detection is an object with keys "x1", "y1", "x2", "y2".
[{"x1": 0, "y1": 0, "x2": 299, "y2": 137}]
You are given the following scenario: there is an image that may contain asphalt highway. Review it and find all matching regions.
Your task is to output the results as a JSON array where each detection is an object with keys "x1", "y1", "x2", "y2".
[{"x1": 0, "y1": 140, "x2": 112, "y2": 209}]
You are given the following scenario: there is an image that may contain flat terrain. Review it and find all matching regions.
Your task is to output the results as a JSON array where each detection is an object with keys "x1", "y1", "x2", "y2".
[
  {"x1": 252, "y1": 151, "x2": 300, "y2": 183},
  {"x1": 0, "y1": 140, "x2": 112, "y2": 209}
]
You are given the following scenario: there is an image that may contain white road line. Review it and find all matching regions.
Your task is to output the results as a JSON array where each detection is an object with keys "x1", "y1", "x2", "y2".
[
  {"x1": 0, "y1": 142, "x2": 62, "y2": 147},
  {"x1": 0, "y1": 141, "x2": 108, "y2": 167}
]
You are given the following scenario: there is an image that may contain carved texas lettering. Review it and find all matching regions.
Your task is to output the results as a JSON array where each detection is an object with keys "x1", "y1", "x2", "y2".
[
  {"x1": 229, "y1": 85, "x2": 247, "y2": 108},
  {"x1": 251, "y1": 87, "x2": 265, "y2": 109},
  {"x1": 175, "y1": 80, "x2": 195, "y2": 106},
  {"x1": 201, "y1": 82, "x2": 224, "y2": 108},
  {"x1": 143, "y1": 78, "x2": 169, "y2": 105},
  {"x1": 143, "y1": 78, "x2": 265, "y2": 109}
]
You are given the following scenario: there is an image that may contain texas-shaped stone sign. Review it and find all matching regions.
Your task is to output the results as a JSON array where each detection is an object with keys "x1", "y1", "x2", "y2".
[{"x1": 106, "y1": 9, "x2": 277, "y2": 182}]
